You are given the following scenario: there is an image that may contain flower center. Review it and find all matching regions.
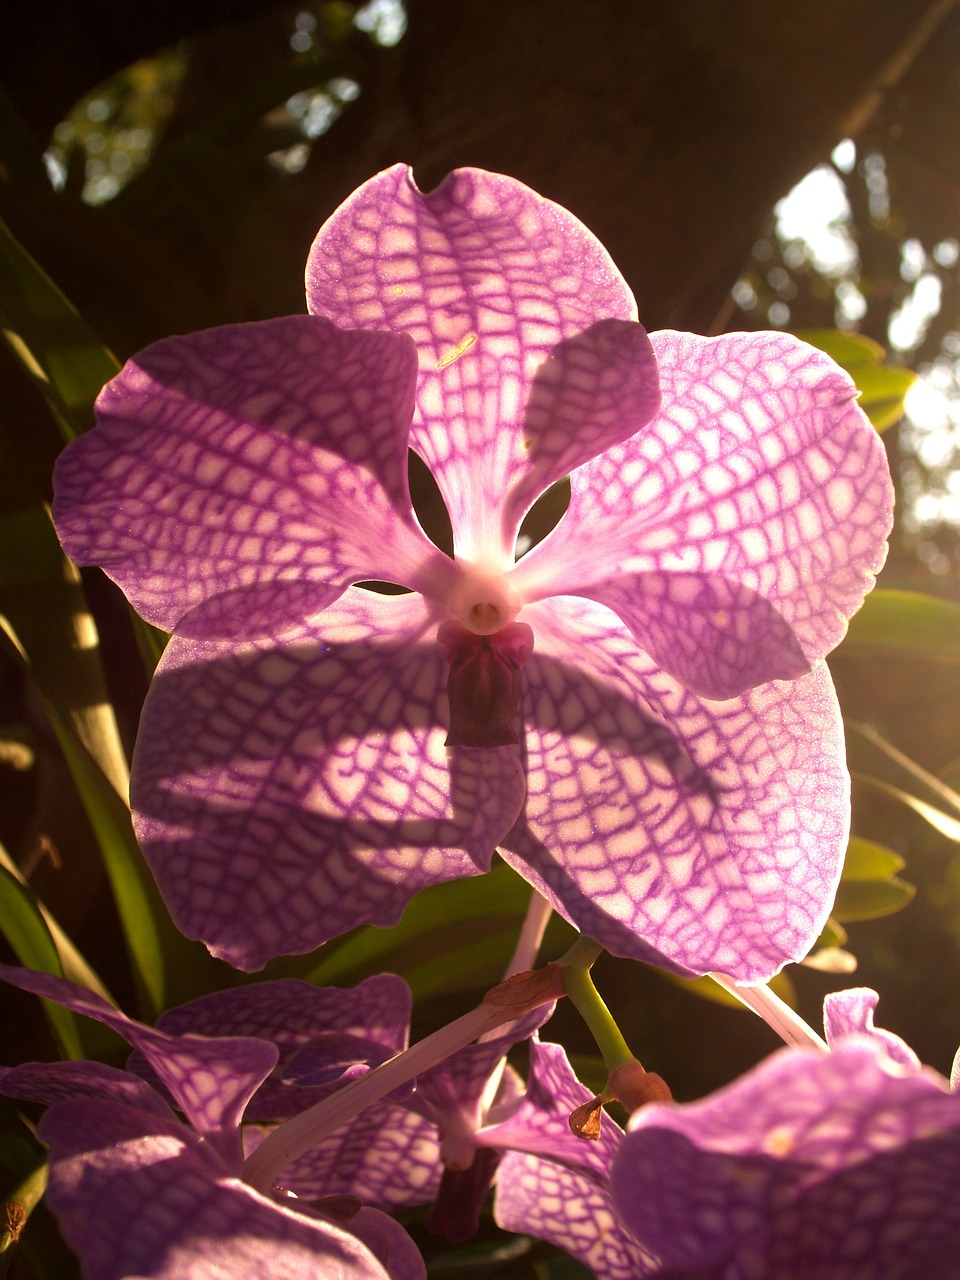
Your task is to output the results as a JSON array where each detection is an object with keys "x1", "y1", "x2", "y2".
[{"x1": 449, "y1": 570, "x2": 522, "y2": 636}]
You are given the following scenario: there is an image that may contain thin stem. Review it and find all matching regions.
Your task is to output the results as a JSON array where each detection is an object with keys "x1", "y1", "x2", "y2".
[
  {"x1": 242, "y1": 963, "x2": 566, "y2": 1195},
  {"x1": 478, "y1": 890, "x2": 554, "y2": 1050},
  {"x1": 503, "y1": 890, "x2": 553, "y2": 980},
  {"x1": 709, "y1": 973, "x2": 828, "y2": 1052},
  {"x1": 561, "y1": 939, "x2": 635, "y2": 1072}
]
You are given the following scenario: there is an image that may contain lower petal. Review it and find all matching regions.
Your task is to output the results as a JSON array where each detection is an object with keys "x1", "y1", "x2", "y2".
[
  {"x1": 131, "y1": 590, "x2": 526, "y2": 970},
  {"x1": 501, "y1": 598, "x2": 849, "y2": 981}
]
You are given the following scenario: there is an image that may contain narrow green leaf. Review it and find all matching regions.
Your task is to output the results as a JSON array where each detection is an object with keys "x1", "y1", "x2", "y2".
[
  {"x1": 842, "y1": 590, "x2": 960, "y2": 661},
  {"x1": 46, "y1": 714, "x2": 166, "y2": 1019},
  {"x1": 854, "y1": 773, "x2": 960, "y2": 843},
  {"x1": 0, "y1": 615, "x2": 166, "y2": 1017},
  {"x1": 797, "y1": 328, "x2": 915, "y2": 432},
  {"x1": 0, "y1": 865, "x2": 84, "y2": 1059},
  {"x1": 0, "y1": 215, "x2": 119, "y2": 443},
  {"x1": 850, "y1": 722, "x2": 960, "y2": 817},
  {"x1": 0, "y1": 841, "x2": 114, "y2": 1004}
]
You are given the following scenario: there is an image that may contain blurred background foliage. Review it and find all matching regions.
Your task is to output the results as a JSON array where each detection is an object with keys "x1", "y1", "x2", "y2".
[{"x1": 3, "y1": 2, "x2": 960, "y2": 1275}]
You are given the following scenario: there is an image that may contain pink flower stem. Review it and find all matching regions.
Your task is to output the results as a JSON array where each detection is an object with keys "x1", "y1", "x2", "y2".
[
  {"x1": 709, "y1": 972, "x2": 828, "y2": 1052},
  {"x1": 241, "y1": 961, "x2": 568, "y2": 1195}
]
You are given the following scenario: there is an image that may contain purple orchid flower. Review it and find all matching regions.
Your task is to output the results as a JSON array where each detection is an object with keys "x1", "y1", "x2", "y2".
[
  {"x1": 53, "y1": 164, "x2": 893, "y2": 978},
  {"x1": 0, "y1": 963, "x2": 427, "y2": 1280},
  {"x1": 493, "y1": 992, "x2": 960, "y2": 1279}
]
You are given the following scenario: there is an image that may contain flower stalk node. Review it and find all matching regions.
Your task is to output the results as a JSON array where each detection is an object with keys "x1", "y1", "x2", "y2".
[{"x1": 608, "y1": 1059, "x2": 673, "y2": 1111}]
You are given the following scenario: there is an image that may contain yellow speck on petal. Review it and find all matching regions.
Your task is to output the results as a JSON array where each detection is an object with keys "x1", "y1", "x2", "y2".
[
  {"x1": 393, "y1": 286, "x2": 405, "y2": 296},
  {"x1": 436, "y1": 332, "x2": 478, "y2": 369},
  {"x1": 762, "y1": 1125, "x2": 794, "y2": 1157},
  {"x1": 715, "y1": 611, "x2": 727, "y2": 627}
]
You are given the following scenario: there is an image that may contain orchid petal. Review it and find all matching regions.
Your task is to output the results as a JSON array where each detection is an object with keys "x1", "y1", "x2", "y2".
[
  {"x1": 306, "y1": 165, "x2": 646, "y2": 564},
  {"x1": 54, "y1": 316, "x2": 453, "y2": 638},
  {"x1": 131, "y1": 589, "x2": 526, "y2": 969},
  {"x1": 823, "y1": 986, "x2": 921, "y2": 1070},
  {"x1": 410, "y1": 1007, "x2": 553, "y2": 1134},
  {"x1": 512, "y1": 330, "x2": 893, "y2": 697},
  {"x1": 610, "y1": 1041, "x2": 960, "y2": 1276},
  {"x1": 336, "y1": 1205, "x2": 428, "y2": 1280},
  {"x1": 0, "y1": 1060, "x2": 175, "y2": 1119},
  {"x1": 483, "y1": 1040, "x2": 620, "y2": 1181},
  {"x1": 39, "y1": 1099, "x2": 400, "y2": 1280},
  {"x1": 270, "y1": 1103, "x2": 442, "y2": 1209},
  {"x1": 0, "y1": 963, "x2": 277, "y2": 1156},
  {"x1": 501, "y1": 598, "x2": 849, "y2": 981},
  {"x1": 151, "y1": 976, "x2": 411, "y2": 1057},
  {"x1": 495, "y1": 1152, "x2": 659, "y2": 1280},
  {"x1": 128, "y1": 976, "x2": 412, "y2": 1121}
]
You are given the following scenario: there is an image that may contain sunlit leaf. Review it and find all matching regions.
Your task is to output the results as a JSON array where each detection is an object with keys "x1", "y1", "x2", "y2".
[
  {"x1": 833, "y1": 876, "x2": 915, "y2": 921},
  {"x1": 801, "y1": 946, "x2": 857, "y2": 974},
  {"x1": 0, "y1": 864, "x2": 84, "y2": 1059},
  {"x1": 854, "y1": 773, "x2": 960, "y2": 843},
  {"x1": 0, "y1": 842, "x2": 113, "y2": 1004},
  {"x1": 841, "y1": 835, "x2": 906, "y2": 881},
  {"x1": 0, "y1": 621, "x2": 167, "y2": 1018},
  {"x1": 0, "y1": 215, "x2": 119, "y2": 444},
  {"x1": 842, "y1": 590, "x2": 960, "y2": 661},
  {"x1": 797, "y1": 328, "x2": 915, "y2": 431}
]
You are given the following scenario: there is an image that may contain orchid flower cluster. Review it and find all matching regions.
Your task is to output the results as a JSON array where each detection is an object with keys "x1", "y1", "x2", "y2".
[{"x1": 6, "y1": 163, "x2": 955, "y2": 1278}]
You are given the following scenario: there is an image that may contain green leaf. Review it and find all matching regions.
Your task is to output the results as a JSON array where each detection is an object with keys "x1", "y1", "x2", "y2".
[
  {"x1": 0, "y1": 841, "x2": 113, "y2": 1004},
  {"x1": 0, "y1": 864, "x2": 84, "y2": 1059},
  {"x1": 0, "y1": 620, "x2": 167, "y2": 1018},
  {"x1": 842, "y1": 590, "x2": 960, "y2": 660},
  {"x1": 831, "y1": 836, "x2": 915, "y2": 922},
  {"x1": 797, "y1": 328, "x2": 915, "y2": 431},
  {"x1": 305, "y1": 861, "x2": 532, "y2": 987},
  {"x1": 46, "y1": 713, "x2": 167, "y2": 1019},
  {"x1": 841, "y1": 835, "x2": 906, "y2": 881},
  {"x1": 0, "y1": 214, "x2": 119, "y2": 443},
  {"x1": 833, "y1": 876, "x2": 915, "y2": 921}
]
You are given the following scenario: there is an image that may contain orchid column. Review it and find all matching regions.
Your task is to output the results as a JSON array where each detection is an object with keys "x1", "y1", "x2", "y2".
[{"x1": 53, "y1": 164, "x2": 893, "y2": 981}]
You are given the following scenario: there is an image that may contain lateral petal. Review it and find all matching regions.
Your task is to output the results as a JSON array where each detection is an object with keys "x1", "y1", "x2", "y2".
[
  {"x1": 512, "y1": 330, "x2": 893, "y2": 696},
  {"x1": 54, "y1": 315, "x2": 451, "y2": 638}
]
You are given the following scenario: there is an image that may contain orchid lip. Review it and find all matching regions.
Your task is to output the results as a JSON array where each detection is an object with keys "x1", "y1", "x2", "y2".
[{"x1": 448, "y1": 569, "x2": 523, "y2": 635}]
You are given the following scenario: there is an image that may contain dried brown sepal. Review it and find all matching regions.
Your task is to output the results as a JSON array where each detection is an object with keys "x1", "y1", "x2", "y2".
[
  {"x1": 608, "y1": 1059, "x2": 673, "y2": 1111},
  {"x1": 568, "y1": 1096, "x2": 605, "y2": 1141},
  {"x1": 2, "y1": 1200, "x2": 26, "y2": 1247}
]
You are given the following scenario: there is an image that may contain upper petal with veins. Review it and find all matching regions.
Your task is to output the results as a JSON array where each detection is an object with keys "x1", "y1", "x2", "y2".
[{"x1": 306, "y1": 165, "x2": 656, "y2": 564}]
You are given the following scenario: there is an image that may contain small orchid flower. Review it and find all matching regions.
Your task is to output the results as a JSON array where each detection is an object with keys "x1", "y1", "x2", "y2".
[
  {"x1": 0, "y1": 963, "x2": 427, "y2": 1280},
  {"x1": 497, "y1": 993, "x2": 960, "y2": 1279},
  {"x1": 53, "y1": 164, "x2": 893, "y2": 979}
]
